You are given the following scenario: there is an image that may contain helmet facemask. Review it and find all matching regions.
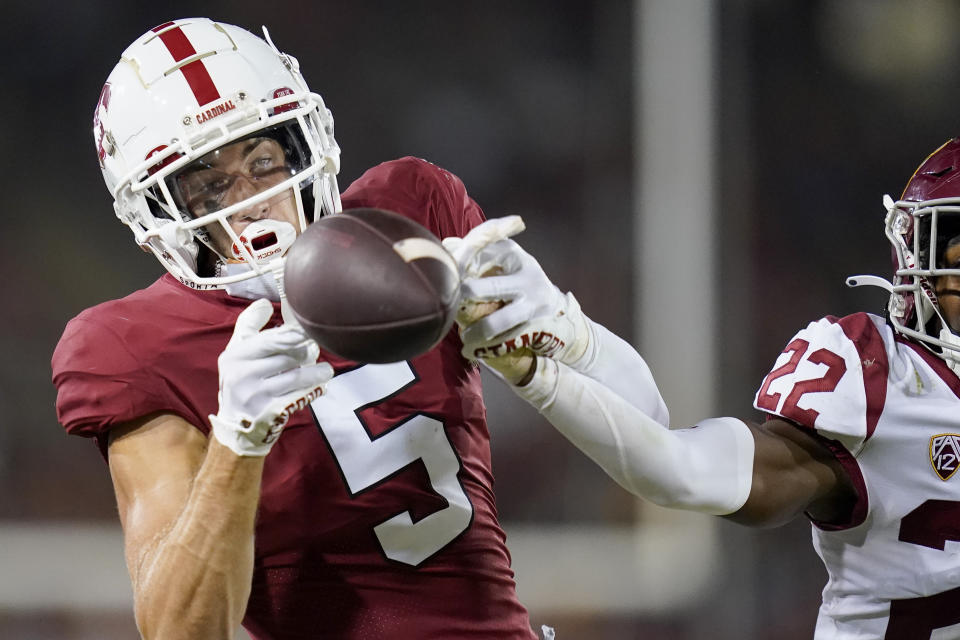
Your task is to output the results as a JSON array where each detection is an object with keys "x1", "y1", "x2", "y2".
[
  {"x1": 123, "y1": 95, "x2": 339, "y2": 289},
  {"x1": 154, "y1": 123, "x2": 314, "y2": 275},
  {"x1": 885, "y1": 197, "x2": 960, "y2": 367}
]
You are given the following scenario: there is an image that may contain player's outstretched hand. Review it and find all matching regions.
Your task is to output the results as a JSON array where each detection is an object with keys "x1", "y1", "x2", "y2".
[
  {"x1": 210, "y1": 298, "x2": 333, "y2": 456},
  {"x1": 442, "y1": 217, "x2": 595, "y2": 377},
  {"x1": 458, "y1": 239, "x2": 592, "y2": 363},
  {"x1": 443, "y1": 215, "x2": 527, "y2": 277}
]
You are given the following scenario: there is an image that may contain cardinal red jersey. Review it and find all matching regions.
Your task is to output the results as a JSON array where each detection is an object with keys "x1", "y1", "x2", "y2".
[
  {"x1": 53, "y1": 157, "x2": 536, "y2": 639},
  {"x1": 754, "y1": 312, "x2": 960, "y2": 639}
]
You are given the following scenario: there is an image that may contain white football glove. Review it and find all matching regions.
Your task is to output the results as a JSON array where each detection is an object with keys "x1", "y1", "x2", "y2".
[
  {"x1": 210, "y1": 298, "x2": 334, "y2": 457},
  {"x1": 442, "y1": 217, "x2": 595, "y2": 367},
  {"x1": 457, "y1": 240, "x2": 594, "y2": 364},
  {"x1": 443, "y1": 215, "x2": 528, "y2": 278}
]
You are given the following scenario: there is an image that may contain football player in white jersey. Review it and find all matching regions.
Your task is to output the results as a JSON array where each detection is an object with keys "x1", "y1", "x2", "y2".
[{"x1": 446, "y1": 137, "x2": 960, "y2": 639}]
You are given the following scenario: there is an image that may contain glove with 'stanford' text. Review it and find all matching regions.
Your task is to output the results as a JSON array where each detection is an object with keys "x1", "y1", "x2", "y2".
[{"x1": 210, "y1": 298, "x2": 333, "y2": 457}]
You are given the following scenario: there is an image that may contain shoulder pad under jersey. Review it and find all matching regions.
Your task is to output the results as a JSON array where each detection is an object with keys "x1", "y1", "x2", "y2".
[{"x1": 753, "y1": 313, "x2": 892, "y2": 454}]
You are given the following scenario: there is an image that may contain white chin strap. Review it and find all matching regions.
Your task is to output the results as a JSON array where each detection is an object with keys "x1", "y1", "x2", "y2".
[
  {"x1": 221, "y1": 262, "x2": 283, "y2": 302},
  {"x1": 939, "y1": 328, "x2": 960, "y2": 376}
]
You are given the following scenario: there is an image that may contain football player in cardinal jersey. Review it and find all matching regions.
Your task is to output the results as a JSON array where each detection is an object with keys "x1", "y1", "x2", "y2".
[
  {"x1": 51, "y1": 18, "x2": 539, "y2": 640},
  {"x1": 450, "y1": 138, "x2": 960, "y2": 639}
]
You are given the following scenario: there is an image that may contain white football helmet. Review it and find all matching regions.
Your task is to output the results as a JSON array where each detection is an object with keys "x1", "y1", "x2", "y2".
[{"x1": 94, "y1": 17, "x2": 342, "y2": 289}]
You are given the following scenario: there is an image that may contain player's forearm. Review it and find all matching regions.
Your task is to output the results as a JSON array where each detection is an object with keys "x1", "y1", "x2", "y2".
[
  {"x1": 570, "y1": 320, "x2": 670, "y2": 425},
  {"x1": 133, "y1": 440, "x2": 263, "y2": 640},
  {"x1": 515, "y1": 357, "x2": 754, "y2": 515},
  {"x1": 482, "y1": 317, "x2": 670, "y2": 426}
]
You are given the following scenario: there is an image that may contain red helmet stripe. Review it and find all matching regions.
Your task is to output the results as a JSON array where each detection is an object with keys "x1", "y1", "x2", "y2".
[{"x1": 152, "y1": 23, "x2": 220, "y2": 107}]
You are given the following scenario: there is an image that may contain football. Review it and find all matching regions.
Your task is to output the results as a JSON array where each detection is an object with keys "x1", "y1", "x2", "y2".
[{"x1": 283, "y1": 208, "x2": 460, "y2": 363}]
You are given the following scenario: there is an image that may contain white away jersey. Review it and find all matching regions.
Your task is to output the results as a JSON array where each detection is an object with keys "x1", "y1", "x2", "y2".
[{"x1": 754, "y1": 312, "x2": 960, "y2": 639}]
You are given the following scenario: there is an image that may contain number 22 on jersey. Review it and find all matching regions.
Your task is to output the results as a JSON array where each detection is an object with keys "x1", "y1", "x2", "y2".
[
  {"x1": 309, "y1": 362, "x2": 473, "y2": 566},
  {"x1": 756, "y1": 338, "x2": 847, "y2": 424}
]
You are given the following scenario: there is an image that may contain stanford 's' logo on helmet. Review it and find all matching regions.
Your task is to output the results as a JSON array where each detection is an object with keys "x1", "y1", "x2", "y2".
[{"x1": 930, "y1": 434, "x2": 960, "y2": 481}]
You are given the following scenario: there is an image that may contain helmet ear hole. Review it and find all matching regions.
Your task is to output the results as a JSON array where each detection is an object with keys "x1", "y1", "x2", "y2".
[
  {"x1": 156, "y1": 219, "x2": 193, "y2": 250},
  {"x1": 154, "y1": 219, "x2": 199, "y2": 272}
]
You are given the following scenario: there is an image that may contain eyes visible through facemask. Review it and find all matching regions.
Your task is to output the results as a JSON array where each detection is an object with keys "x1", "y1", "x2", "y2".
[{"x1": 174, "y1": 137, "x2": 293, "y2": 217}]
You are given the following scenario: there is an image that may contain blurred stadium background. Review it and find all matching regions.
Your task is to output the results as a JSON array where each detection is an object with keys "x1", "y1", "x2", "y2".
[{"x1": 3, "y1": 0, "x2": 957, "y2": 637}]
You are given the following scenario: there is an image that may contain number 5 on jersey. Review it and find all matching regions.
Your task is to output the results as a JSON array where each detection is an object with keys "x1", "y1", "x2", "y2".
[{"x1": 310, "y1": 362, "x2": 473, "y2": 566}]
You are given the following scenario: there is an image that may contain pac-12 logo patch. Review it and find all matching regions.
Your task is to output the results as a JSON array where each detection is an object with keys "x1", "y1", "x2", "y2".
[{"x1": 930, "y1": 434, "x2": 960, "y2": 481}]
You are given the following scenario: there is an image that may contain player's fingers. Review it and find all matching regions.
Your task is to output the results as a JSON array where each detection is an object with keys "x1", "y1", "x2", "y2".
[
  {"x1": 471, "y1": 239, "x2": 526, "y2": 276},
  {"x1": 447, "y1": 217, "x2": 527, "y2": 273},
  {"x1": 263, "y1": 362, "x2": 334, "y2": 398},
  {"x1": 461, "y1": 298, "x2": 536, "y2": 343},
  {"x1": 224, "y1": 351, "x2": 307, "y2": 381},
  {"x1": 255, "y1": 339, "x2": 320, "y2": 368},
  {"x1": 297, "y1": 338, "x2": 321, "y2": 366},
  {"x1": 460, "y1": 216, "x2": 526, "y2": 251},
  {"x1": 229, "y1": 298, "x2": 275, "y2": 344},
  {"x1": 442, "y1": 235, "x2": 475, "y2": 270},
  {"x1": 441, "y1": 236, "x2": 463, "y2": 254},
  {"x1": 270, "y1": 325, "x2": 321, "y2": 364},
  {"x1": 460, "y1": 274, "x2": 525, "y2": 302},
  {"x1": 230, "y1": 325, "x2": 316, "y2": 360}
]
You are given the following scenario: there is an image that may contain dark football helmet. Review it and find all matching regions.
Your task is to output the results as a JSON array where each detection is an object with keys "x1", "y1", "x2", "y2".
[{"x1": 850, "y1": 138, "x2": 960, "y2": 370}]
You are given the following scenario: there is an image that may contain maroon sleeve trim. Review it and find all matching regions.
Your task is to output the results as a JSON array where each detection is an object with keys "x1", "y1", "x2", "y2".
[
  {"x1": 806, "y1": 434, "x2": 869, "y2": 531},
  {"x1": 762, "y1": 413, "x2": 869, "y2": 530}
]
